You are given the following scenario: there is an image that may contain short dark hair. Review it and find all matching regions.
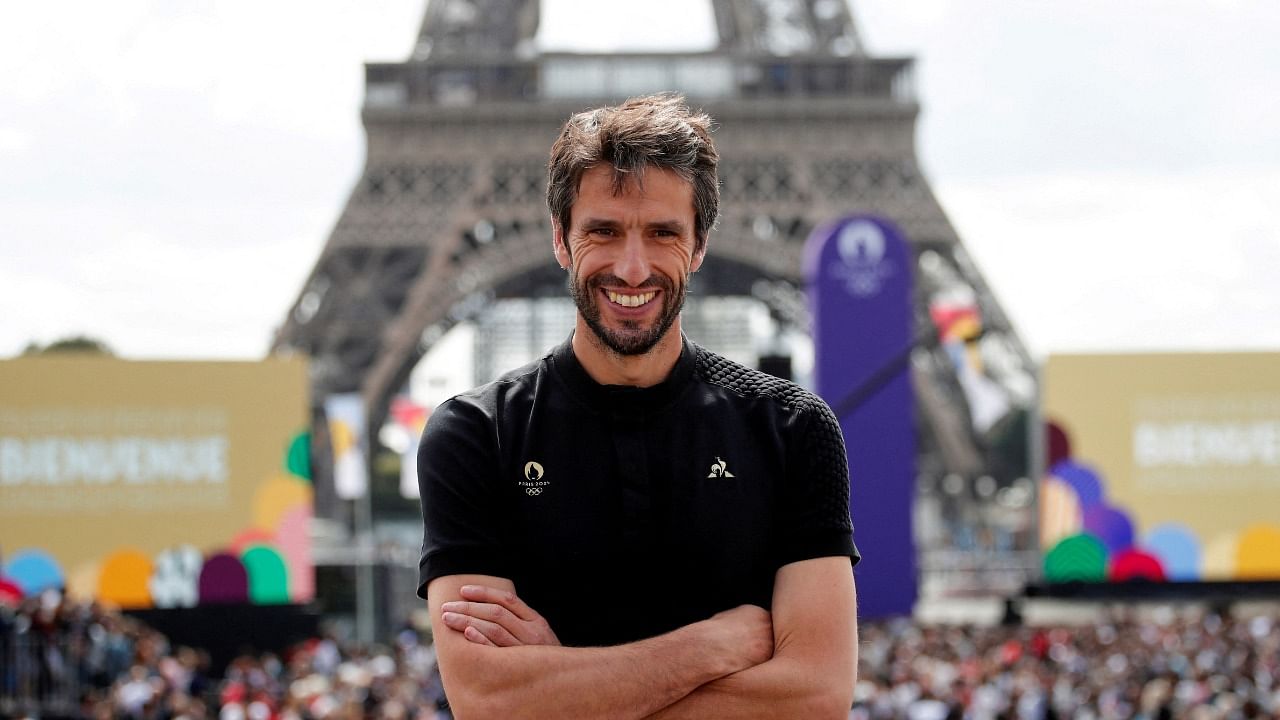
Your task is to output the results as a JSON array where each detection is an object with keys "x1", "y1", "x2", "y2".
[{"x1": 546, "y1": 94, "x2": 719, "y2": 256}]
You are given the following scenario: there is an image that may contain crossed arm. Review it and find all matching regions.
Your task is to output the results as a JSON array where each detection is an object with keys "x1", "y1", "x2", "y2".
[{"x1": 426, "y1": 556, "x2": 857, "y2": 719}]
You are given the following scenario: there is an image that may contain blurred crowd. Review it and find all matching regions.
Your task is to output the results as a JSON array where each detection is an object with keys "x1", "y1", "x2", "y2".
[
  {"x1": 0, "y1": 592, "x2": 448, "y2": 719},
  {"x1": 854, "y1": 608, "x2": 1280, "y2": 720},
  {"x1": 4, "y1": 592, "x2": 1280, "y2": 719}
]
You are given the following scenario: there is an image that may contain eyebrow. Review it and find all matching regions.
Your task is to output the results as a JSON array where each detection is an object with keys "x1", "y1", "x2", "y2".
[{"x1": 578, "y1": 217, "x2": 690, "y2": 233}]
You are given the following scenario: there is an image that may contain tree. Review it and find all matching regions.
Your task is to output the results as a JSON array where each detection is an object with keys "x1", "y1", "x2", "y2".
[{"x1": 21, "y1": 335, "x2": 115, "y2": 356}]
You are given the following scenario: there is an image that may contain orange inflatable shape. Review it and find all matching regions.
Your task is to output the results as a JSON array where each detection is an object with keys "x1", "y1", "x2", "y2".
[
  {"x1": 98, "y1": 549, "x2": 154, "y2": 608},
  {"x1": 1236, "y1": 525, "x2": 1280, "y2": 579}
]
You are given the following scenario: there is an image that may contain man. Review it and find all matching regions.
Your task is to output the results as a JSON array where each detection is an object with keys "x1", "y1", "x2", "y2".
[{"x1": 418, "y1": 94, "x2": 859, "y2": 719}]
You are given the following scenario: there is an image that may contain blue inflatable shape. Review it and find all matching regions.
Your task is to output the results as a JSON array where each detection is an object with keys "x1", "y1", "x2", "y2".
[
  {"x1": 4, "y1": 549, "x2": 64, "y2": 596},
  {"x1": 1083, "y1": 504, "x2": 1134, "y2": 556},
  {"x1": 1144, "y1": 524, "x2": 1202, "y2": 581},
  {"x1": 1050, "y1": 460, "x2": 1104, "y2": 509}
]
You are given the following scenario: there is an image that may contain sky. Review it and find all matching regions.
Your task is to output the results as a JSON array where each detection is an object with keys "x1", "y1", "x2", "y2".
[{"x1": 1, "y1": 0, "x2": 1277, "y2": 361}]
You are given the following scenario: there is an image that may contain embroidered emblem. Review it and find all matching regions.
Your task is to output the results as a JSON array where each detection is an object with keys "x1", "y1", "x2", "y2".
[
  {"x1": 520, "y1": 461, "x2": 548, "y2": 496},
  {"x1": 707, "y1": 456, "x2": 735, "y2": 478}
]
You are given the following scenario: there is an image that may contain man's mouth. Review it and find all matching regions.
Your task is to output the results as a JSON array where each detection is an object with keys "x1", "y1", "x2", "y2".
[{"x1": 604, "y1": 290, "x2": 657, "y2": 308}]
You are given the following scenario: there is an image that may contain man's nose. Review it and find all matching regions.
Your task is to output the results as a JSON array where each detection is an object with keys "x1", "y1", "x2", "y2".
[{"x1": 613, "y1": 234, "x2": 651, "y2": 286}]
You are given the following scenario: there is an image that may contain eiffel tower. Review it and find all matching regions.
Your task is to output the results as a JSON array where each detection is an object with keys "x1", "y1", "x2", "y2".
[{"x1": 275, "y1": 0, "x2": 1040, "y2": 594}]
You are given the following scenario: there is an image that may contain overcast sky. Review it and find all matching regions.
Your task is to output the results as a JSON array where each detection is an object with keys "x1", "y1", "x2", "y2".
[{"x1": 2, "y1": 0, "x2": 1277, "y2": 361}]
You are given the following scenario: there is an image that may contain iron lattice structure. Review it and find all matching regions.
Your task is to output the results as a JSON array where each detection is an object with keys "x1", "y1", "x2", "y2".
[{"x1": 275, "y1": 0, "x2": 1040, "y2": 592}]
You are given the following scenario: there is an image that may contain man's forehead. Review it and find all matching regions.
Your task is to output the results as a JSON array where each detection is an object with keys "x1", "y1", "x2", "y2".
[{"x1": 578, "y1": 163, "x2": 691, "y2": 197}]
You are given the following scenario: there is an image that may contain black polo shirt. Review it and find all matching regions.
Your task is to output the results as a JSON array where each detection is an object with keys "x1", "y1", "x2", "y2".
[{"x1": 417, "y1": 335, "x2": 858, "y2": 647}]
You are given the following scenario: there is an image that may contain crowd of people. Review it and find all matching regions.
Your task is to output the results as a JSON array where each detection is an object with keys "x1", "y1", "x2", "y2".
[
  {"x1": 3, "y1": 591, "x2": 1279, "y2": 719},
  {"x1": 0, "y1": 591, "x2": 448, "y2": 719},
  {"x1": 854, "y1": 608, "x2": 1280, "y2": 719}
]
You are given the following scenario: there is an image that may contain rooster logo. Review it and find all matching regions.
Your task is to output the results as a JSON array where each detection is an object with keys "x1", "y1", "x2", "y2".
[{"x1": 707, "y1": 457, "x2": 735, "y2": 478}]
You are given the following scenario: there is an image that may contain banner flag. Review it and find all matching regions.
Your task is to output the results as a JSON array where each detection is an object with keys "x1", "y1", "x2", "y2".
[
  {"x1": 804, "y1": 215, "x2": 918, "y2": 618},
  {"x1": 389, "y1": 396, "x2": 430, "y2": 500},
  {"x1": 325, "y1": 393, "x2": 368, "y2": 500}
]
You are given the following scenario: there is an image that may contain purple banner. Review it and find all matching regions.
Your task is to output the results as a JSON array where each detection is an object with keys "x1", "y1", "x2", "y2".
[{"x1": 803, "y1": 215, "x2": 917, "y2": 618}]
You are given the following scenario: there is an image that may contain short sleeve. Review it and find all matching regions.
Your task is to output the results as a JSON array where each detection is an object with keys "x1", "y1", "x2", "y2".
[
  {"x1": 773, "y1": 398, "x2": 860, "y2": 569},
  {"x1": 416, "y1": 396, "x2": 513, "y2": 598}
]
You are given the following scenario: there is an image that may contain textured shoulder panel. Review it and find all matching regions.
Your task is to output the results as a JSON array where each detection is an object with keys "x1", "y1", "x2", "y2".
[
  {"x1": 694, "y1": 344, "x2": 851, "y2": 537},
  {"x1": 693, "y1": 345, "x2": 828, "y2": 414}
]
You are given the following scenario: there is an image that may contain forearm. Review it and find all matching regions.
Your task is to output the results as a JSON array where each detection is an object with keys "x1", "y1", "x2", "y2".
[
  {"x1": 644, "y1": 653, "x2": 854, "y2": 720},
  {"x1": 648, "y1": 558, "x2": 859, "y2": 720},
  {"x1": 441, "y1": 622, "x2": 742, "y2": 720}
]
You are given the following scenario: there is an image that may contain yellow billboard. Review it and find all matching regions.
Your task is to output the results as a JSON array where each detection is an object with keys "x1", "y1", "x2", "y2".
[
  {"x1": 0, "y1": 356, "x2": 311, "y2": 607},
  {"x1": 1042, "y1": 352, "x2": 1280, "y2": 583}
]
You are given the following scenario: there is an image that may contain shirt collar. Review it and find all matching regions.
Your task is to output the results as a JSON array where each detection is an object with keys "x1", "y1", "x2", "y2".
[{"x1": 549, "y1": 331, "x2": 696, "y2": 417}]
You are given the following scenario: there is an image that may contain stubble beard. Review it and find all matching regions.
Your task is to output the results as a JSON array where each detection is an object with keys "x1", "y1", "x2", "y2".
[{"x1": 570, "y1": 269, "x2": 687, "y2": 357}]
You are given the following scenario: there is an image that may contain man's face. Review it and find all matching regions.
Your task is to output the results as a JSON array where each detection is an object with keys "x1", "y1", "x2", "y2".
[{"x1": 554, "y1": 164, "x2": 705, "y2": 356}]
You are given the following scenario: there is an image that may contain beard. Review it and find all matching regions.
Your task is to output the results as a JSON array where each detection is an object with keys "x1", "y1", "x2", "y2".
[{"x1": 570, "y1": 269, "x2": 687, "y2": 357}]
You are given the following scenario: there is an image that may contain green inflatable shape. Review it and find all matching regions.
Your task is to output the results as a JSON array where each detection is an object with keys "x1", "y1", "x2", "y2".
[
  {"x1": 286, "y1": 430, "x2": 311, "y2": 482},
  {"x1": 241, "y1": 546, "x2": 290, "y2": 604},
  {"x1": 1044, "y1": 533, "x2": 1108, "y2": 583}
]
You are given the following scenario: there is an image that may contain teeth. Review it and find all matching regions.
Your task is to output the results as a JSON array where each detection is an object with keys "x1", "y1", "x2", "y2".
[{"x1": 606, "y1": 290, "x2": 656, "y2": 308}]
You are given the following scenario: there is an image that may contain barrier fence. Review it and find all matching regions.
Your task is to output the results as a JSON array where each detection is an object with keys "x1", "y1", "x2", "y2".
[{"x1": 1, "y1": 631, "x2": 85, "y2": 718}]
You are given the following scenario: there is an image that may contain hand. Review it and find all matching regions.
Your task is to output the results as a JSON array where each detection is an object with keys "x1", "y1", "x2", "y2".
[
  {"x1": 440, "y1": 585, "x2": 561, "y2": 647},
  {"x1": 704, "y1": 605, "x2": 774, "y2": 673}
]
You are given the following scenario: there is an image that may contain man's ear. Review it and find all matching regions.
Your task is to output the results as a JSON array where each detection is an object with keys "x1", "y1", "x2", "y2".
[
  {"x1": 690, "y1": 242, "x2": 706, "y2": 273},
  {"x1": 552, "y1": 221, "x2": 571, "y2": 269}
]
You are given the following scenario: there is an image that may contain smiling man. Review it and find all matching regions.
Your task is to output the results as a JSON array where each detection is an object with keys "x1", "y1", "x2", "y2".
[{"x1": 417, "y1": 94, "x2": 859, "y2": 719}]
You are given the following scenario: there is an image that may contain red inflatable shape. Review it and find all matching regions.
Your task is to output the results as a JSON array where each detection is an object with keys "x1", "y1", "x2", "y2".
[{"x1": 1109, "y1": 549, "x2": 1167, "y2": 582}]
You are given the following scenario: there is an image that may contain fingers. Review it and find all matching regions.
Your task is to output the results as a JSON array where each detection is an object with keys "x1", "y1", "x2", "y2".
[
  {"x1": 463, "y1": 625, "x2": 496, "y2": 646},
  {"x1": 441, "y1": 586, "x2": 562, "y2": 647},
  {"x1": 442, "y1": 599, "x2": 521, "y2": 627},
  {"x1": 442, "y1": 611, "x2": 520, "y2": 646},
  {"x1": 441, "y1": 601, "x2": 559, "y2": 646},
  {"x1": 459, "y1": 584, "x2": 539, "y2": 621}
]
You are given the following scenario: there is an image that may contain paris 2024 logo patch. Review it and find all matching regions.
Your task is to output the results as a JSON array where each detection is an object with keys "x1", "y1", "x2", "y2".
[{"x1": 520, "y1": 461, "x2": 549, "y2": 496}]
